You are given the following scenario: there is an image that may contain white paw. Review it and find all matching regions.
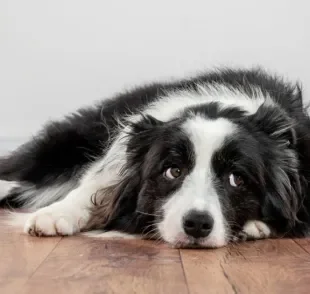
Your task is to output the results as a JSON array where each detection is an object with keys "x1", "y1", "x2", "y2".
[
  {"x1": 242, "y1": 220, "x2": 271, "y2": 240},
  {"x1": 24, "y1": 204, "x2": 89, "y2": 237}
]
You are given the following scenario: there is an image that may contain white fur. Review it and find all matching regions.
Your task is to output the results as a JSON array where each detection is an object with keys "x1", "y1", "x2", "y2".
[
  {"x1": 18, "y1": 181, "x2": 76, "y2": 210},
  {"x1": 158, "y1": 116, "x2": 236, "y2": 247},
  {"x1": 158, "y1": 83, "x2": 268, "y2": 117},
  {"x1": 0, "y1": 179, "x2": 77, "y2": 210},
  {"x1": 21, "y1": 121, "x2": 132, "y2": 236},
  {"x1": 242, "y1": 220, "x2": 271, "y2": 239},
  {"x1": 0, "y1": 180, "x2": 19, "y2": 200},
  {"x1": 11, "y1": 85, "x2": 265, "y2": 241},
  {"x1": 23, "y1": 178, "x2": 107, "y2": 235},
  {"x1": 126, "y1": 84, "x2": 269, "y2": 125}
]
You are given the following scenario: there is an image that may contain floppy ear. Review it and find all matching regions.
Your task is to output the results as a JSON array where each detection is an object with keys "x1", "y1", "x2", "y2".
[
  {"x1": 84, "y1": 115, "x2": 164, "y2": 231},
  {"x1": 262, "y1": 162, "x2": 302, "y2": 233},
  {"x1": 104, "y1": 178, "x2": 157, "y2": 233},
  {"x1": 247, "y1": 105, "x2": 302, "y2": 231},
  {"x1": 248, "y1": 104, "x2": 297, "y2": 147},
  {"x1": 130, "y1": 114, "x2": 164, "y2": 132}
]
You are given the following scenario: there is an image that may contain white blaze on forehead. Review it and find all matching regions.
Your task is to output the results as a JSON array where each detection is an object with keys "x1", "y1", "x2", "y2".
[
  {"x1": 183, "y1": 116, "x2": 236, "y2": 164},
  {"x1": 158, "y1": 116, "x2": 237, "y2": 247},
  {"x1": 182, "y1": 117, "x2": 236, "y2": 244}
]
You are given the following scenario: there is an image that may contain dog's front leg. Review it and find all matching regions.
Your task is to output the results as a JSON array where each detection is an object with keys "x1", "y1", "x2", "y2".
[
  {"x1": 24, "y1": 180, "x2": 103, "y2": 237},
  {"x1": 23, "y1": 135, "x2": 127, "y2": 237}
]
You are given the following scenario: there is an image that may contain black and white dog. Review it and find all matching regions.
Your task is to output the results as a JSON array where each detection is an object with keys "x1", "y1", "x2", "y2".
[{"x1": 1, "y1": 68, "x2": 310, "y2": 248}]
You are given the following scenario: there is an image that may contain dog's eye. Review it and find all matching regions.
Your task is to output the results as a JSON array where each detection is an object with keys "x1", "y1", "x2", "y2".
[
  {"x1": 229, "y1": 173, "x2": 244, "y2": 187},
  {"x1": 164, "y1": 167, "x2": 182, "y2": 179}
]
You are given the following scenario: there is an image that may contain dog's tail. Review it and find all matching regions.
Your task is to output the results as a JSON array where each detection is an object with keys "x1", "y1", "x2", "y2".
[{"x1": 0, "y1": 179, "x2": 76, "y2": 210}]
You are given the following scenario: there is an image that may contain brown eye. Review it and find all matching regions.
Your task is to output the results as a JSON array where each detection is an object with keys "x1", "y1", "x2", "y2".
[
  {"x1": 229, "y1": 173, "x2": 244, "y2": 187},
  {"x1": 164, "y1": 167, "x2": 182, "y2": 179}
]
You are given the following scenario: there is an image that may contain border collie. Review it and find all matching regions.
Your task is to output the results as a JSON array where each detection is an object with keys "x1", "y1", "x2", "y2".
[{"x1": 1, "y1": 68, "x2": 310, "y2": 248}]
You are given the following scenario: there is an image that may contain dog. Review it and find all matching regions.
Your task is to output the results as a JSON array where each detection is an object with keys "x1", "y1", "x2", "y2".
[{"x1": 1, "y1": 67, "x2": 310, "y2": 248}]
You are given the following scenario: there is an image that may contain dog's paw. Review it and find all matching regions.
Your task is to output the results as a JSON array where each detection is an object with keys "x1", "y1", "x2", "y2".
[
  {"x1": 238, "y1": 220, "x2": 271, "y2": 241},
  {"x1": 24, "y1": 205, "x2": 89, "y2": 237}
]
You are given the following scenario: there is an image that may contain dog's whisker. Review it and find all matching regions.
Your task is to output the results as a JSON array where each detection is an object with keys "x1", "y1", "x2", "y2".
[{"x1": 136, "y1": 210, "x2": 161, "y2": 217}]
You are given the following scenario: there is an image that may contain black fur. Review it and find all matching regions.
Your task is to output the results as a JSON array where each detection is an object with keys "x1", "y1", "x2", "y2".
[{"x1": 1, "y1": 67, "x2": 310, "y2": 242}]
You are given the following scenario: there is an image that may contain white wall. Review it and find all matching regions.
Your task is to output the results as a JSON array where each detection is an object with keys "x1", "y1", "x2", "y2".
[{"x1": 0, "y1": 0, "x2": 309, "y2": 145}]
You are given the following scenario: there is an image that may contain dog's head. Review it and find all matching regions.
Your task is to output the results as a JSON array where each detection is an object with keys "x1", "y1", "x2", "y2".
[{"x1": 89, "y1": 102, "x2": 303, "y2": 248}]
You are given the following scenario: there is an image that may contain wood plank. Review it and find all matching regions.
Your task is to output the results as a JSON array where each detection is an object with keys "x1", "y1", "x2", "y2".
[
  {"x1": 180, "y1": 245, "x2": 244, "y2": 294},
  {"x1": 232, "y1": 239, "x2": 310, "y2": 293},
  {"x1": 293, "y1": 238, "x2": 310, "y2": 254},
  {"x1": 0, "y1": 217, "x2": 61, "y2": 293},
  {"x1": 3, "y1": 208, "x2": 310, "y2": 294},
  {"x1": 22, "y1": 237, "x2": 189, "y2": 294},
  {"x1": 220, "y1": 259, "x2": 310, "y2": 294},
  {"x1": 236, "y1": 238, "x2": 308, "y2": 260},
  {"x1": 181, "y1": 239, "x2": 310, "y2": 294}
]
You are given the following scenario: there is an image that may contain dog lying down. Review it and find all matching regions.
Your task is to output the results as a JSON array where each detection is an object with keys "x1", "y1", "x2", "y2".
[{"x1": 1, "y1": 67, "x2": 310, "y2": 249}]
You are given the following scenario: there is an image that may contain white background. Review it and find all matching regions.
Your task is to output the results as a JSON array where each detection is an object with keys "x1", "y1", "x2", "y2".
[{"x1": 0, "y1": 0, "x2": 309, "y2": 152}]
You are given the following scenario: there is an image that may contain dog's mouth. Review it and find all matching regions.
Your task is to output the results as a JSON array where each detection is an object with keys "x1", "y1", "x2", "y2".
[
  {"x1": 167, "y1": 234, "x2": 228, "y2": 249},
  {"x1": 172, "y1": 240, "x2": 209, "y2": 249}
]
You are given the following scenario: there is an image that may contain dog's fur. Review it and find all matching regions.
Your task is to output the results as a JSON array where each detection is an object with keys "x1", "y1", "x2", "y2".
[{"x1": 1, "y1": 68, "x2": 310, "y2": 248}]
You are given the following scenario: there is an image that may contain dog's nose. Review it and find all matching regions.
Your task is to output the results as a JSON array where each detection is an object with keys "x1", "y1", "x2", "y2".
[{"x1": 183, "y1": 210, "x2": 214, "y2": 238}]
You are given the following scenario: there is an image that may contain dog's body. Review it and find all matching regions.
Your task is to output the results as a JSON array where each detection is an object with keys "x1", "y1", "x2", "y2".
[{"x1": 1, "y1": 68, "x2": 310, "y2": 248}]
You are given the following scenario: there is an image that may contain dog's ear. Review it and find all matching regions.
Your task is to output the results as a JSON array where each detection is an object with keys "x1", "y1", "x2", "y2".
[
  {"x1": 247, "y1": 104, "x2": 297, "y2": 147},
  {"x1": 84, "y1": 169, "x2": 142, "y2": 231},
  {"x1": 126, "y1": 115, "x2": 165, "y2": 165},
  {"x1": 262, "y1": 162, "x2": 302, "y2": 233},
  {"x1": 246, "y1": 105, "x2": 302, "y2": 231},
  {"x1": 84, "y1": 115, "x2": 164, "y2": 231},
  {"x1": 130, "y1": 114, "x2": 164, "y2": 131},
  {"x1": 85, "y1": 170, "x2": 156, "y2": 233},
  {"x1": 259, "y1": 133, "x2": 302, "y2": 232}
]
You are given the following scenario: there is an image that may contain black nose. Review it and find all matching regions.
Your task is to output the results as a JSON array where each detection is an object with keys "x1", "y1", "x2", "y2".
[{"x1": 183, "y1": 210, "x2": 214, "y2": 238}]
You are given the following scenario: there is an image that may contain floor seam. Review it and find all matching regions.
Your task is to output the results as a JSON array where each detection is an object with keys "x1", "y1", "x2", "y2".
[
  {"x1": 292, "y1": 239, "x2": 310, "y2": 255},
  {"x1": 179, "y1": 250, "x2": 191, "y2": 294},
  {"x1": 219, "y1": 262, "x2": 239, "y2": 294},
  {"x1": 22, "y1": 237, "x2": 63, "y2": 285}
]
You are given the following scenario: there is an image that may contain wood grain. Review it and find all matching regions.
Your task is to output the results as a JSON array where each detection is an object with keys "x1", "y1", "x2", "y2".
[
  {"x1": 181, "y1": 239, "x2": 310, "y2": 294},
  {"x1": 228, "y1": 240, "x2": 310, "y2": 293},
  {"x1": 22, "y1": 238, "x2": 188, "y2": 294},
  {"x1": 0, "y1": 220, "x2": 61, "y2": 293},
  {"x1": 2, "y1": 211, "x2": 310, "y2": 294},
  {"x1": 180, "y1": 245, "x2": 245, "y2": 294}
]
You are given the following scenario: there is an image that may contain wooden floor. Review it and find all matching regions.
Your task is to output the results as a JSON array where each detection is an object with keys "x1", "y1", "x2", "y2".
[{"x1": 1, "y1": 215, "x2": 310, "y2": 294}]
